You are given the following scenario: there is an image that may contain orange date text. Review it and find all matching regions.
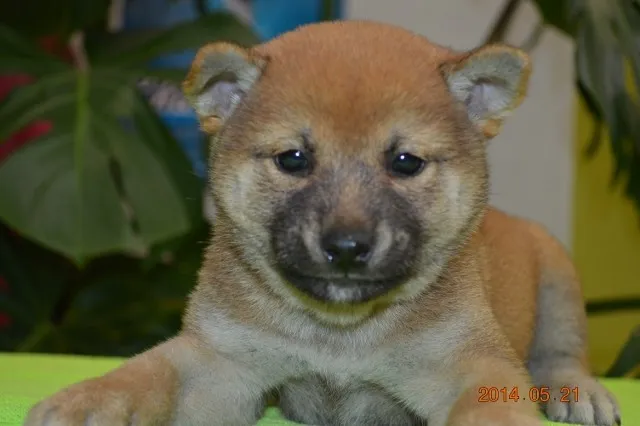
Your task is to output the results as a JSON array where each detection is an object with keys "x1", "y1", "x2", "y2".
[{"x1": 477, "y1": 386, "x2": 579, "y2": 403}]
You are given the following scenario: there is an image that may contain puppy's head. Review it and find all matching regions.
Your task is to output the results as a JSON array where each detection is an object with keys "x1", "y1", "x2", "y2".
[{"x1": 184, "y1": 21, "x2": 530, "y2": 317}]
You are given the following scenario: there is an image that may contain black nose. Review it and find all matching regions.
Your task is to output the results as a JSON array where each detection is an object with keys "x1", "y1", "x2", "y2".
[{"x1": 321, "y1": 230, "x2": 374, "y2": 271}]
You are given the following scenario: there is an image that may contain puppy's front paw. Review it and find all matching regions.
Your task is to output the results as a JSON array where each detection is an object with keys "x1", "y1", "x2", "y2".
[
  {"x1": 24, "y1": 374, "x2": 175, "y2": 426},
  {"x1": 542, "y1": 375, "x2": 621, "y2": 426}
]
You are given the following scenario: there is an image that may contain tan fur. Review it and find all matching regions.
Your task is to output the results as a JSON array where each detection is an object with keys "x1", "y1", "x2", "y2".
[{"x1": 25, "y1": 20, "x2": 619, "y2": 426}]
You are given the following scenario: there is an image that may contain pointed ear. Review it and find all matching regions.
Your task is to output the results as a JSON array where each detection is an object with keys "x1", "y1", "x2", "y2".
[
  {"x1": 182, "y1": 42, "x2": 267, "y2": 133},
  {"x1": 440, "y1": 44, "x2": 531, "y2": 139}
]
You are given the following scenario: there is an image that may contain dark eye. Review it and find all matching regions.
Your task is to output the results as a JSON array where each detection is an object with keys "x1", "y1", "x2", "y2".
[
  {"x1": 388, "y1": 152, "x2": 426, "y2": 177},
  {"x1": 275, "y1": 150, "x2": 311, "y2": 175}
]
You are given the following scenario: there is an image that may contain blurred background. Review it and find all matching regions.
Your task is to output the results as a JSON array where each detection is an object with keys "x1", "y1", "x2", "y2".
[{"x1": 0, "y1": 0, "x2": 638, "y2": 378}]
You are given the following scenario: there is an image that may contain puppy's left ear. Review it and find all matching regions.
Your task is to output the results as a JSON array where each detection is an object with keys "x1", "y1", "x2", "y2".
[
  {"x1": 182, "y1": 42, "x2": 267, "y2": 133},
  {"x1": 440, "y1": 45, "x2": 531, "y2": 139}
]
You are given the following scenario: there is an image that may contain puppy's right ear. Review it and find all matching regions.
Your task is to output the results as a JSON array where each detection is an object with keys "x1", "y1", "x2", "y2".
[{"x1": 182, "y1": 42, "x2": 267, "y2": 133}]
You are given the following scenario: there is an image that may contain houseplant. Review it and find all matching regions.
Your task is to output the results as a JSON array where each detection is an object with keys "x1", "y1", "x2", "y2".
[
  {"x1": 0, "y1": 0, "x2": 257, "y2": 355},
  {"x1": 491, "y1": 0, "x2": 640, "y2": 221}
]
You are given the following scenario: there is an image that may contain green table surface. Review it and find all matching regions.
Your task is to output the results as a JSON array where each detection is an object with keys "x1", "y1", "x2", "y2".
[{"x1": 0, "y1": 352, "x2": 637, "y2": 425}]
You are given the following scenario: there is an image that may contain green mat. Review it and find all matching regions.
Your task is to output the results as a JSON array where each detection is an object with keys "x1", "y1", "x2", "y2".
[{"x1": 0, "y1": 353, "x2": 637, "y2": 425}]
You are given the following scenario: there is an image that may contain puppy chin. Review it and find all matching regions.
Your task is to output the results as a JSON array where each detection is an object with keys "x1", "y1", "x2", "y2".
[
  {"x1": 324, "y1": 284, "x2": 375, "y2": 303},
  {"x1": 279, "y1": 270, "x2": 402, "y2": 304}
]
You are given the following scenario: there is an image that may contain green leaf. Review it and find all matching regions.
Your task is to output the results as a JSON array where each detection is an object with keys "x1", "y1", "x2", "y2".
[
  {"x1": 0, "y1": 25, "x2": 68, "y2": 75},
  {"x1": 0, "y1": 127, "x2": 142, "y2": 263},
  {"x1": 0, "y1": 22, "x2": 204, "y2": 265},
  {"x1": 529, "y1": 1, "x2": 640, "y2": 216},
  {"x1": 576, "y1": 17, "x2": 627, "y2": 181},
  {"x1": 0, "y1": 66, "x2": 200, "y2": 264},
  {"x1": 531, "y1": 0, "x2": 574, "y2": 36},
  {"x1": 0, "y1": 25, "x2": 203, "y2": 264},
  {"x1": 562, "y1": 0, "x2": 640, "y2": 213},
  {"x1": 128, "y1": 90, "x2": 204, "y2": 224},
  {"x1": 605, "y1": 326, "x2": 640, "y2": 377},
  {"x1": 89, "y1": 12, "x2": 259, "y2": 70}
]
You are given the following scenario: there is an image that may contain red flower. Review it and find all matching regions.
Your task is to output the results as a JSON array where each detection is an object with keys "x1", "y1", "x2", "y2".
[
  {"x1": 0, "y1": 74, "x2": 33, "y2": 99},
  {"x1": 0, "y1": 74, "x2": 53, "y2": 162},
  {"x1": 0, "y1": 34, "x2": 72, "y2": 163},
  {"x1": 0, "y1": 118, "x2": 53, "y2": 161},
  {"x1": 39, "y1": 35, "x2": 74, "y2": 63}
]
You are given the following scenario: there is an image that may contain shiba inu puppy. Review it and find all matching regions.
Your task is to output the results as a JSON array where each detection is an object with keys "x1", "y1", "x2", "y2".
[{"x1": 25, "y1": 20, "x2": 621, "y2": 426}]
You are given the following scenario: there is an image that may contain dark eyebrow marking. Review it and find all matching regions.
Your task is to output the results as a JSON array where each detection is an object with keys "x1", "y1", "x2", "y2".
[
  {"x1": 301, "y1": 128, "x2": 315, "y2": 153},
  {"x1": 386, "y1": 132, "x2": 403, "y2": 154}
]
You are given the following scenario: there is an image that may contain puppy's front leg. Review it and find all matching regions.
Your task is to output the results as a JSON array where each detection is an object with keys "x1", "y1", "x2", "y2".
[
  {"x1": 389, "y1": 356, "x2": 543, "y2": 426},
  {"x1": 442, "y1": 357, "x2": 543, "y2": 426},
  {"x1": 25, "y1": 333, "x2": 270, "y2": 426}
]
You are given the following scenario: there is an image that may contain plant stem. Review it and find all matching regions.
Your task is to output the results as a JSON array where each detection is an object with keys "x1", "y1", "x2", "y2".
[
  {"x1": 484, "y1": 0, "x2": 522, "y2": 44},
  {"x1": 604, "y1": 325, "x2": 640, "y2": 377},
  {"x1": 72, "y1": 31, "x2": 90, "y2": 267},
  {"x1": 586, "y1": 298, "x2": 640, "y2": 315},
  {"x1": 521, "y1": 21, "x2": 545, "y2": 51},
  {"x1": 69, "y1": 31, "x2": 89, "y2": 72},
  {"x1": 320, "y1": 0, "x2": 336, "y2": 22}
]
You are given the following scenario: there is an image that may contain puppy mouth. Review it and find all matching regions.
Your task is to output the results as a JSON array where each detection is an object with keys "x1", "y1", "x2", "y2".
[{"x1": 278, "y1": 270, "x2": 404, "y2": 304}]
